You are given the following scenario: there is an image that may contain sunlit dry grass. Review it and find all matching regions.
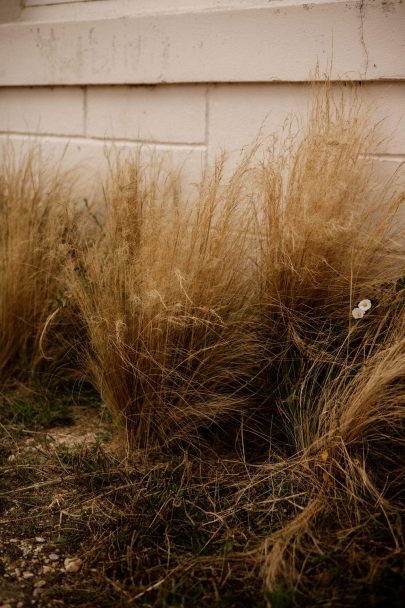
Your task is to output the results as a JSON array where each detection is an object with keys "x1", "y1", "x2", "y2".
[
  {"x1": 250, "y1": 89, "x2": 405, "y2": 599},
  {"x1": 68, "y1": 151, "x2": 262, "y2": 452},
  {"x1": 0, "y1": 85, "x2": 404, "y2": 606},
  {"x1": 0, "y1": 145, "x2": 81, "y2": 386}
]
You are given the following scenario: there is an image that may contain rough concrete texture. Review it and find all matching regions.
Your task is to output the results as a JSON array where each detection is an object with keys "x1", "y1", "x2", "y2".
[
  {"x1": 0, "y1": 1, "x2": 404, "y2": 85},
  {"x1": 0, "y1": 1, "x2": 403, "y2": 187},
  {"x1": 86, "y1": 85, "x2": 206, "y2": 144}
]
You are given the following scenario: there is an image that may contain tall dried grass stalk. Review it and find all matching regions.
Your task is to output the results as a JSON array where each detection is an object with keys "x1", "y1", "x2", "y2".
[
  {"x1": 0, "y1": 145, "x2": 79, "y2": 384},
  {"x1": 251, "y1": 88, "x2": 405, "y2": 599},
  {"x1": 1, "y1": 85, "x2": 404, "y2": 603},
  {"x1": 68, "y1": 151, "x2": 262, "y2": 451}
]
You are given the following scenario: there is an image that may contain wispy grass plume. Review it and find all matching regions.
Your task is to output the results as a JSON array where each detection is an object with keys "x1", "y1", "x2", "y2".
[
  {"x1": 251, "y1": 88, "x2": 405, "y2": 603},
  {"x1": 68, "y1": 151, "x2": 261, "y2": 452},
  {"x1": 1, "y1": 84, "x2": 404, "y2": 607},
  {"x1": 0, "y1": 145, "x2": 79, "y2": 386}
]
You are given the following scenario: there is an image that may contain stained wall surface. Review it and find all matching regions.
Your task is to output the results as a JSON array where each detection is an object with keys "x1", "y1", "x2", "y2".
[{"x1": 0, "y1": 0, "x2": 404, "y2": 193}]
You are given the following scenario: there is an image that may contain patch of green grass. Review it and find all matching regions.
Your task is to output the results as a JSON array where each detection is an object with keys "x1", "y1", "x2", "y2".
[
  {"x1": 4, "y1": 394, "x2": 73, "y2": 429},
  {"x1": 265, "y1": 584, "x2": 295, "y2": 608},
  {"x1": 0, "y1": 378, "x2": 100, "y2": 435}
]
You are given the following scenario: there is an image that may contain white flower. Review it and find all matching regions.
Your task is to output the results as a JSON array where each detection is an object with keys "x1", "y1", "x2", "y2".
[
  {"x1": 358, "y1": 299, "x2": 372, "y2": 312},
  {"x1": 352, "y1": 307, "x2": 365, "y2": 319}
]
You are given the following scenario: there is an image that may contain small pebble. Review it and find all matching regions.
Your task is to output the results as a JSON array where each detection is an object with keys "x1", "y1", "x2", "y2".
[
  {"x1": 49, "y1": 553, "x2": 59, "y2": 561},
  {"x1": 34, "y1": 580, "x2": 46, "y2": 588},
  {"x1": 7, "y1": 454, "x2": 16, "y2": 462},
  {"x1": 42, "y1": 565, "x2": 52, "y2": 574},
  {"x1": 23, "y1": 571, "x2": 34, "y2": 579},
  {"x1": 35, "y1": 537, "x2": 45, "y2": 543},
  {"x1": 17, "y1": 603, "x2": 24, "y2": 608},
  {"x1": 64, "y1": 557, "x2": 82, "y2": 573}
]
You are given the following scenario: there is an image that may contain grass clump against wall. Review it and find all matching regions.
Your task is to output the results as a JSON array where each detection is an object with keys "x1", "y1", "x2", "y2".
[
  {"x1": 252, "y1": 91, "x2": 405, "y2": 600},
  {"x1": 0, "y1": 146, "x2": 81, "y2": 385},
  {"x1": 68, "y1": 152, "x2": 263, "y2": 453},
  {"x1": 0, "y1": 86, "x2": 404, "y2": 606}
]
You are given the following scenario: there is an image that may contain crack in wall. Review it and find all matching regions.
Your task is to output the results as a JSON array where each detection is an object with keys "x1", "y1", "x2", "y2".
[{"x1": 359, "y1": 0, "x2": 369, "y2": 77}]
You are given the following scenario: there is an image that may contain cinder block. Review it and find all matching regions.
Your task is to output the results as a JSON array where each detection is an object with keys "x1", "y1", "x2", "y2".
[
  {"x1": 361, "y1": 83, "x2": 405, "y2": 155},
  {"x1": 208, "y1": 83, "x2": 405, "y2": 168},
  {"x1": 207, "y1": 83, "x2": 313, "y2": 165},
  {"x1": 367, "y1": 156, "x2": 405, "y2": 192},
  {"x1": 0, "y1": 87, "x2": 84, "y2": 135},
  {"x1": 364, "y1": 2, "x2": 405, "y2": 82},
  {"x1": 0, "y1": 134, "x2": 206, "y2": 199},
  {"x1": 367, "y1": 156, "x2": 405, "y2": 227},
  {"x1": 86, "y1": 85, "x2": 206, "y2": 144}
]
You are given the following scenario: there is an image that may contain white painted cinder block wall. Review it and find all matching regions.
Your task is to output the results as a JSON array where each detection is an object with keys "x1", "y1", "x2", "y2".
[{"x1": 0, "y1": 0, "x2": 404, "y2": 194}]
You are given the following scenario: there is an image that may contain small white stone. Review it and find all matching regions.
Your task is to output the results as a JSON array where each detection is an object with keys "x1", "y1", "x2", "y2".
[
  {"x1": 35, "y1": 537, "x2": 45, "y2": 543},
  {"x1": 64, "y1": 557, "x2": 82, "y2": 573},
  {"x1": 34, "y1": 579, "x2": 46, "y2": 588},
  {"x1": 358, "y1": 298, "x2": 372, "y2": 312},
  {"x1": 7, "y1": 454, "x2": 16, "y2": 462},
  {"x1": 352, "y1": 307, "x2": 365, "y2": 319},
  {"x1": 23, "y1": 571, "x2": 34, "y2": 579},
  {"x1": 49, "y1": 553, "x2": 59, "y2": 561}
]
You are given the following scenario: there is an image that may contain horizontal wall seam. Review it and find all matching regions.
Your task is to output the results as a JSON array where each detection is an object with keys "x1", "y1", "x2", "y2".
[
  {"x1": 365, "y1": 153, "x2": 405, "y2": 162},
  {"x1": 0, "y1": 131, "x2": 208, "y2": 149},
  {"x1": 2, "y1": 134, "x2": 402, "y2": 160},
  {"x1": 1, "y1": 79, "x2": 405, "y2": 88}
]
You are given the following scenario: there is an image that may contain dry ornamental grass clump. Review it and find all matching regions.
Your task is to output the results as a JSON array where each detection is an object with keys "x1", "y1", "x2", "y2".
[
  {"x1": 0, "y1": 85, "x2": 404, "y2": 606},
  {"x1": 68, "y1": 151, "x2": 262, "y2": 452},
  {"x1": 0, "y1": 145, "x2": 81, "y2": 387},
  {"x1": 250, "y1": 90, "x2": 405, "y2": 601}
]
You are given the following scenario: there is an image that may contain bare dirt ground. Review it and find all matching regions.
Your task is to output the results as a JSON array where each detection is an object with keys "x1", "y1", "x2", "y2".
[
  {"x1": 0, "y1": 405, "x2": 113, "y2": 608},
  {"x1": 1, "y1": 402, "x2": 403, "y2": 608},
  {"x1": 0, "y1": 400, "x2": 270, "y2": 608}
]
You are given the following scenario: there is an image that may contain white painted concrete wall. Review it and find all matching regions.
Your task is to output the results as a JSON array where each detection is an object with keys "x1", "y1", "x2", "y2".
[{"x1": 0, "y1": 0, "x2": 404, "y2": 192}]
